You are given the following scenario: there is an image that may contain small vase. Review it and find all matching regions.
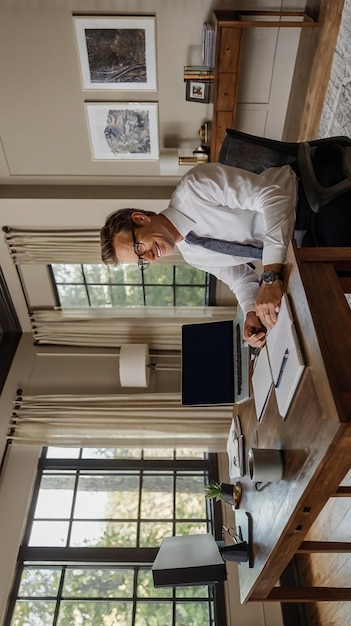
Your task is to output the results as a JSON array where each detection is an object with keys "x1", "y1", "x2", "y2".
[{"x1": 220, "y1": 483, "x2": 236, "y2": 505}]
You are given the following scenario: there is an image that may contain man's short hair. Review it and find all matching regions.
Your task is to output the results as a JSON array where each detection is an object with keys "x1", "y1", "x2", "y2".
[{"x1": 100, "y1": 208, "x2": 155, "y2": 266}]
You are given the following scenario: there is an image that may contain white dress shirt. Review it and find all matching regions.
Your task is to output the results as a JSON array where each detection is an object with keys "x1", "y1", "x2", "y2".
[{"x1": 162, "y1": 162, "x2": 298, "y2": 316}]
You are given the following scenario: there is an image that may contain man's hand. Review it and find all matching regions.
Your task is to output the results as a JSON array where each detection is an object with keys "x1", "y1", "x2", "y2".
[
  {"x1": 255, "y1": 280, "x2": 283, "y2": 329},
  {"x1": 243, "y1": 311, "x2": 267, "y2": 348}
]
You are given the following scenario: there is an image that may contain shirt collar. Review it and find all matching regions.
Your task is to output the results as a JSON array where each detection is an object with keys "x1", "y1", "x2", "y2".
[{"x1": 162, "y1": 205, "x2": 196, "y2": 237}]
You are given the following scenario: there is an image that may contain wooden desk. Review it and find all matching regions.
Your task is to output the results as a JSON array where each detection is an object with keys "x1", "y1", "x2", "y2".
[
  {"x1": 210, "y1": 10, "x2": 318, "y2": 162},
  {"x1": 235, "y1": 242, "x2": 351, "y2": 603}
]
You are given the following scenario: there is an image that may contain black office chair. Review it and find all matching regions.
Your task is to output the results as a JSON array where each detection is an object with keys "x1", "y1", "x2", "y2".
[{"x1": 219, "y1": 128, "x2": 351, "y2": 247}]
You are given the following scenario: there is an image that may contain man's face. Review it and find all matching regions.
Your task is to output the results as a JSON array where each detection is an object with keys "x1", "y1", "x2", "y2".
[{"x1": 112, "y1": 212, "x2": 179, "y2": 266}]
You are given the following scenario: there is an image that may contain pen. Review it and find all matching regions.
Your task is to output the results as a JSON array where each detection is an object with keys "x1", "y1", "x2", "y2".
[{"x1": 275, "y1": 349, "x2": 289, "y2": 388}]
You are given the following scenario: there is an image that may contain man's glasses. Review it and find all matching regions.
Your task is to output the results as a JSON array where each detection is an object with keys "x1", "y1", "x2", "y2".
[{"x1": 130, "y1": 219, "x2": 150, "y2": 271}]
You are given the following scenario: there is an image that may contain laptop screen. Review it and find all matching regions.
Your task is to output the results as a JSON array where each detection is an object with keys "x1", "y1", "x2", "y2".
[{"x1": 181, "y1": 320, "x2": 234, "y2": 405}]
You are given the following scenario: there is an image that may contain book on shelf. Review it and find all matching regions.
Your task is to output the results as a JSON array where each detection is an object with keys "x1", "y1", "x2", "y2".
[
  {"x1": 184, "y1": 65, "x2": 214, "y2": 71},
  {"x1": 202, "y1": 22, "x2": 215, "y2": 67},
  {"x1": 183, "y1": 66, "x2": 214, "y2": 81},
  {"x1": 184, "y1": 75, "x2": 214, "y2": 82},
  {"x1": 251, "y1": 294, "x2": 305, "y2": 421}
]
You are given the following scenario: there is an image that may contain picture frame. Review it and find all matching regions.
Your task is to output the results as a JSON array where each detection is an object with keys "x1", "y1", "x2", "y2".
[
  {"x1": 74, "y1": 16, "x2": 157, "y2": 90},
  {"x1": 185, "y1": 79, "x2": 212, "y2": 103},
  {"x1": 86, "y1": 102, "x2": 159, "y2": 160}
]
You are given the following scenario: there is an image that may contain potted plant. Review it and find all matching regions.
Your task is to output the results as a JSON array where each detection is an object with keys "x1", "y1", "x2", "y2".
[{"x1": 204, "y1": 481, "x2": 242, "y2": 508}]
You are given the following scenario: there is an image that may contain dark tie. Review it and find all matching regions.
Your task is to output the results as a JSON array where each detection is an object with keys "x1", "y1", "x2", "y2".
[{"x1": 185, "y1": 230, "x2": 263, "y2": 259}]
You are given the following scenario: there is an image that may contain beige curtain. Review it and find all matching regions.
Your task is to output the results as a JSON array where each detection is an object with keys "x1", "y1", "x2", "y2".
[
  {"x1": 30, "y1": 306, "x2": 234, "y2": 349},
  {"x1": 9, "y1": 392, "x2": 232, "y2": 451},
  {"x1": 3, "y1": 226, "x2": 184, "y2": 266}
]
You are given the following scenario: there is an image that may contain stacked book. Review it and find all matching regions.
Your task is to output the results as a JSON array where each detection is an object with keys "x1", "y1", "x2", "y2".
[
  {"x1": 183, "y1": 66, "x2": 214, "y2": 81},
  {"x1": 202, "y1": 22, "x2": 215, "y2": 67}
]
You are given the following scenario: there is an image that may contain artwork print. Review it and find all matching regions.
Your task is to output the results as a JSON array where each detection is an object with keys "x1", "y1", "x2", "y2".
[
  {"x1": 86, "y1": 103, "x2": 159, "y2": 160},
  {"x1": 75, "y1": 17, "x2": 157, "y2": 90}
]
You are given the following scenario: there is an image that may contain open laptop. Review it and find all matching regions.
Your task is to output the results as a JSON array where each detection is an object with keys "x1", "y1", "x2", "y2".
[{"x1": 181, "y1": 309, "x2": 250, "y2": 406}]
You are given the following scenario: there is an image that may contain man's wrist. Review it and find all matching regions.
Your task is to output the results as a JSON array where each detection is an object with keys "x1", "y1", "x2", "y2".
[{"x1": 260, "y1": 270, "x2": 283, "y2": 285}]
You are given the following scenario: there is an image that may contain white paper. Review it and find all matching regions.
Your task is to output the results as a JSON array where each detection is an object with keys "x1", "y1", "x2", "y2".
[{"x1": 251, "y1": 346, "x2": 274, "y2": 422}]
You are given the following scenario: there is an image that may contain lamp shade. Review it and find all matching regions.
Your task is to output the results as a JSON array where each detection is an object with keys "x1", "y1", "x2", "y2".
[
  {"x1": 152, "y1": 534, "x2": 227, "y2": 587},
  {"x1": 119, "y1": 344, "x2": 150, "y2": 387}
]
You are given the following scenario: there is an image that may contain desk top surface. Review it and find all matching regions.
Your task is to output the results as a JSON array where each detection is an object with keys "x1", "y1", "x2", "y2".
[{"x1": 235, "y1": 243, "x2": 351, "y2": 602}]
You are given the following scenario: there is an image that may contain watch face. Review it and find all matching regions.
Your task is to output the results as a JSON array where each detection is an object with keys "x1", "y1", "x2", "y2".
[{"x1": 262, "y1": 270, "x2": 275, "y2": 284}]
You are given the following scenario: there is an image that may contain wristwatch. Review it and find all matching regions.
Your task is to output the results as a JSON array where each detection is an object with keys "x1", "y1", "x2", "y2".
[{"x1": 261, "y1": 270, "x2": 282, "y2": 285}]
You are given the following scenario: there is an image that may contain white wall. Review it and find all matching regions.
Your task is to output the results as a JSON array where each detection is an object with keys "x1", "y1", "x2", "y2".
[{"x1": 0, "y1": 0, "x2": 305, "y2": 185}]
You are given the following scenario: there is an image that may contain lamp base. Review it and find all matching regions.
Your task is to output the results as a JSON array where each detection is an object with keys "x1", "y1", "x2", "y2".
[{"x1": 232, "y1": 510, "x2": 254, "y2": 568}]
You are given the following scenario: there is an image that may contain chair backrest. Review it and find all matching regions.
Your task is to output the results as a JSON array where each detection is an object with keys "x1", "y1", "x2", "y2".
[
  {"x1": 298, "y1": 140, "x2": 351, "y2": 213},
  {"x1": 218, "y1": 128, "x2": 298, "y2": 172}
]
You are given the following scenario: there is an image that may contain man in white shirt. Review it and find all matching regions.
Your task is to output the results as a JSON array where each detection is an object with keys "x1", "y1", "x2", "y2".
[{"x1": 100, "y1": 162, "x2": 298, "y2": 348}]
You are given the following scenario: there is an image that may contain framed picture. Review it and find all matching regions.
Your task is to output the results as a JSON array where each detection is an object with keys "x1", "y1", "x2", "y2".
[
  {"x1": 86, "y1": 102, "x2": 159, "y2": 160},
  {"x1": 74, "y1": 16, "x2": 157, "y2": 90},
  {"x1": 186, "y1": 80, "x2": 212, "y2": 103}
]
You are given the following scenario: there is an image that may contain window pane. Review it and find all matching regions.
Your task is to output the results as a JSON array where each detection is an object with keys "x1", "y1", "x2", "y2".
[
  {"x1": 11, "y1": 600, "x2": 56, "y2": 626},
  {"x1": 176, "y1": 286, "x2": 206, "y2": 306},
  {"x1": 176, "y1": 522, "x2": 208, "y2": 535},
  {"x1": 74, "y1": 475, "x2": 140, "y2": 519},
  {"x1": 176, "y1": 602, "x2": 211, "y2": 625},
  {"x1": 70, "y1": 521, "x2": 137, "y2": 547},
  {"x1": 176, "y1": 585, "x2": 208, "y2": 598},
  {"x1": 51, "y1": 262, "x2": 210, "y2": 308},
  {"x1": 139, "y1": 521, "x2": 173, "y2": 547},
  {"x1": 56, "y1": 284, "x2": 89, "y2": 307},
  {"x1": 111, "y1": 284, "x2": 144, "y2": 306},
  {"x1": 46, "y1": 447, "x2": 80, "y2": 459},
  {"x1": 29, "y1": 521, "x2": 69, "y2": 547},
  {"x1": 88, "y1": 285, "x2": 112, "y2": 306},
  {"x1": 18, "y1": 567, "x2": 61, "y2": 597},
  {"x1": 52, "y1": 264, "x2": 83, "y2": 282},
  {"x1": 143, "y1": 449, "x2": 174, "y2": 459},
  {"x1": 144, "y1": 264, "x2": 173, "y2": 283},
  {"x1": 176, "y1": 476, "x2": 207, "y2": 518},
  {"x1": 120, "y1": 264, "x2": 143, "y2": 284},
  {"x1": 108, "y1": 265, "x2": 130, "y2": 284},
  {"x1": 137, "y1": 570, "x2": 172, "y2": 599},
  {"x1": 135, "y1": 602, "x2": 173, "y2": 626},
  {"x1": 34, "y1": 474, "x2": 75, "y2": 519},
  {"x1": 7, "y1": 448, "x2": 217, "y2": 626},
  {"x1": 176, "y1": 449, "x2": 204, "y2": 459},
  {"x1": 81, "y1": 448, "x2": 142, "y2": 459},
  {"x1": 57, "y1": 601, "x2": 133, "y2": 626},
  {"x1": 140, "y1": 476, "x2": 173, "y2": 518},
  {"x1": 145, "y1": 285, "x2": 173, "y2": 306},
  {"x1": 175, "y1": 266, "x2": 207, "y2": 284},
  {"x1": 83, "y1": 264, "x2": 110, "y2": 282},
  {"x1": 63, "y1": 568, "x2": 134, "y2": 597}
]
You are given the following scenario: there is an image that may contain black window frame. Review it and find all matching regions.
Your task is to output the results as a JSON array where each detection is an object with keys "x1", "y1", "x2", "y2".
[
  {"x1": 49, "y1": 264, "x2": 217, "y2": 308},
  {"x1": 4, "y1": 448, "x2": 226, "y2": 626}
]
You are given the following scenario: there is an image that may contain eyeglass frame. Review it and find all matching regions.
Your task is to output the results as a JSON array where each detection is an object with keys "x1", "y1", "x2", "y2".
[{"x1": 130, "y1": 218, "x2": 150, "y2": 271}]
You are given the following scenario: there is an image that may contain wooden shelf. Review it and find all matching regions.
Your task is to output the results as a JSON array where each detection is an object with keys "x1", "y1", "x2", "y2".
[{"x1": 210, "y1": 10, "x2": 318, "y2": 162}]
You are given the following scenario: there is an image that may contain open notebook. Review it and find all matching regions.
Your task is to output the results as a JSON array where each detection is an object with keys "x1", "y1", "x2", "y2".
[
  {"x1": 252, "y1": 294, "x2": 305, "y2": 420},
  {"x1": 181, "y1": 309, "x2": 250, "y2": 406}
]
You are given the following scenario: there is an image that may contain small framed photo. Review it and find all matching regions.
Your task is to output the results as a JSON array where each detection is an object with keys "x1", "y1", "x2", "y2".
[
  {"x1": 185, "y1": 80, "x2": 212, "y2": 103},
  {"x1": 86, "y1": 102, "x2": 159, "y2": 160},
  {"x1": 74, "y1": 16, "x2": 157, "y2": 90}
]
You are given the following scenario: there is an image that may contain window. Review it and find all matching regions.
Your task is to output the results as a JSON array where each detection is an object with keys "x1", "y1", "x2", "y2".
[
  {"x1": 5, "y1": 447, "x2": 225, "y2": 626},
  {"x1": 51, "y1": 263, "x2": 214, "y2": 307}
]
